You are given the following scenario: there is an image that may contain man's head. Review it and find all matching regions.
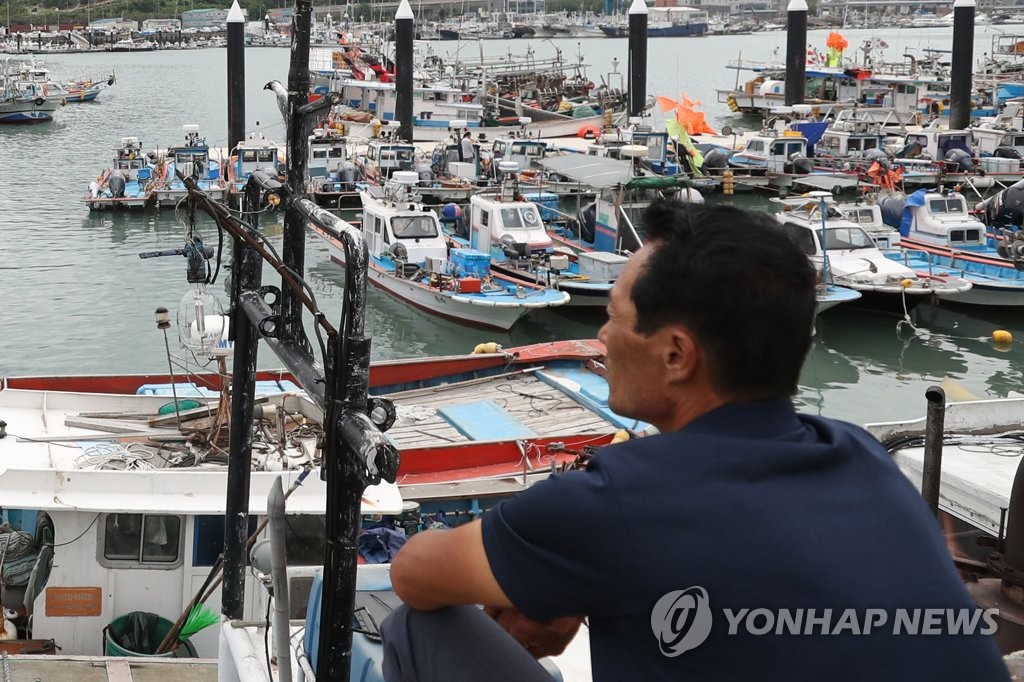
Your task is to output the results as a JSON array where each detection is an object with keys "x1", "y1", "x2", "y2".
[
  {"x1": 463, "y1": 131, "x2": 471, "y2": 139},
  {"x1": 598, "y1": 200, "x2": 816, "y2": 431}
]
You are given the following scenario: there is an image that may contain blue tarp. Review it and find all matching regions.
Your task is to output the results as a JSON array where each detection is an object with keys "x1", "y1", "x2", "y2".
[
  {"x1": 900, "y1": 189, "x2": 928, "y2": 237},
  {"x1": 793, "y1": 122, "x2": 829, "y2": 155}
]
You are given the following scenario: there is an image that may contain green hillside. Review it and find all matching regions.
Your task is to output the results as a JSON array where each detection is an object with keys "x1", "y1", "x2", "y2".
[{"x1": 5, "y1": 0, "x2": 271, "y2": 26}]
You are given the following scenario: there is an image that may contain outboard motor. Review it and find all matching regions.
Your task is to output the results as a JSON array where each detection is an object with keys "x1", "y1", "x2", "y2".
[
  {"x1": 108, "y1": 171, "x2": 126, "y2": 198},
  {"x1": 944, "y1": 148, "x2": 974, "y2": 173},
  {"x1": 700, "y1": 148, "x2": 731, "y2": 176},
  {"x1": 864, "y1": 148, "x2": 890, "y2": 169},
  {"x1": 576, "y1": 201, "x2": 597, "y2": 244},
  {"x1": 994, "y1": 146, "x2": 1022, "y2": 160},
  {"x1": 976, "y1": 178, "x2": 1024, "y2": 228},
  {"x1": 896, "y1": 140, "x2": 923, "y2": 159},
  {"x1": 784, "y1": 153, "x2": 813, "y2": 175},
  {"x1": 878, "y1": 194, "x2": 906, "y2": 229}
]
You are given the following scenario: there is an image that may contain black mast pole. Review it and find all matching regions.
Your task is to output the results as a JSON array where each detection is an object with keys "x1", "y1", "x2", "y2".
[
  {"x1": 627, "y1": 0, "x2": 647, "y2": 118},
  {"x1": 785, "y1": 0, "x2": 808, "y2": 106},
  {"x1": 226, "y1": 0, "x2": 246, "y2": 157},
  {"x1": 949, "y1": 0, "x2": 976, "y2": 130},
  {"x1": 395, "y1": 0, "x2": 415, "y2": 144}
]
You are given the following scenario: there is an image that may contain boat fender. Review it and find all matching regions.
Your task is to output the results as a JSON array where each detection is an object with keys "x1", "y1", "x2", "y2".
[
  {"x1": 610, "y1": 429, "x2": 631, "y2": 444},
  {"x1": 472, "y1": 342, "x2": 502, "y2": 354},
  {"x1": 993, "y1": 329, "x2": 1014, "y2": 344},
  {"x1": 900, "y1": 278, "x2": 914, "y2": 289},
  {"x1": 33, "y1": 97, "x2": 45, "y2": 106}
]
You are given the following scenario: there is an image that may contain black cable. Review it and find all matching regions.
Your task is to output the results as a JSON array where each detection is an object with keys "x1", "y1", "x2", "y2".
[
  {"x1": 265, "y1": 597, "x2": 273, "y2": 681},
  {"x1": 44, "y1": 513, "x2": 101, "y2": 548}
]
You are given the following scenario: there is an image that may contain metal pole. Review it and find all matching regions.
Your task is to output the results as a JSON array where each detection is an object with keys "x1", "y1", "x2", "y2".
[
  {"x1": 921, "y1": 386, "x2": 945, "y2": 520},
  {"x1": 949, "y1": 0, "x2": 976, "y2": 130},
  {"x1": 221, "y1": 185, "x2": 264, "y2": 620},
  {"x1": 281, "y1": 0, "x2": 314, "y2": 346},
  {"x1": 267, "y1": 477, "x2": 293, "y2": 682},
  {"x1": 395, "y1": 0, "x2": 414, "y2": 144},
  {"x1": 626, "y1": 0, "x2": 647, "y2": 118},
  {"x1": 226, "y1": 0, "x2": 246, "y2": 156},
  {"x1": 785, "y1": 0, "x2": 807, "y2": 106}
]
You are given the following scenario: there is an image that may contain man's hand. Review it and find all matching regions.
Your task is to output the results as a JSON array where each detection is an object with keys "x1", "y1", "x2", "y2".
[{"x1": 484, "y1": 606, "x2": 585, "y2": 659}]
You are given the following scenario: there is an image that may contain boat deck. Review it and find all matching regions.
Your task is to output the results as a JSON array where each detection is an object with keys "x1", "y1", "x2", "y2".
[
  {"x1": 1, "y1": 655, "x2": 217, "y2": 681},
  {"x1": 384, "y1": 367, "x2": 618, "y2": 450}
]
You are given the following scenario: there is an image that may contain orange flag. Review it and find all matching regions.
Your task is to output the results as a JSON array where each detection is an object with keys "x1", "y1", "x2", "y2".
[{"x1": 656, "y1": 95, "x2": 678, "y2": 113}]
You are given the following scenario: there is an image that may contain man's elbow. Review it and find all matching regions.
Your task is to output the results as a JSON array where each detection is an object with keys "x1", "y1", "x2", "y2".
[{"x1": 390, "y1": 535, "x2": 441, "y2": 611}]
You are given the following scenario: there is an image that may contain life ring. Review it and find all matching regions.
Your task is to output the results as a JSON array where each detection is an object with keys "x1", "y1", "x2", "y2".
[
  {"x1": 578, "y1": 124, "x2": 601, "y2": 139},
  {"x1": 33, "y1": 97, "x2": 45, "y2": 106}
]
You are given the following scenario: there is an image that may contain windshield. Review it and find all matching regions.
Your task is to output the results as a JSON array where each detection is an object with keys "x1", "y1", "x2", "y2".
[
  {"x1": 392, "y1": 215, "x2": 438, "y2": 238},
  {"x1": 823, "y1": 226, "x2": 875, "y2": 250},
  {"x1": 929, "y1": 199, "x2": 965, "y2": 214},
  {"x1": 500, "y1": 207, "x2": 541, "y2": 231}
]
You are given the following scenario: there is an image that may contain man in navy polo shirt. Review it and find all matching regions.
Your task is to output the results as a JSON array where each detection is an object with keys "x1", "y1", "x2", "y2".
[{"x1": 382, "y1": 200, "x2": 1008, "y2": 681}]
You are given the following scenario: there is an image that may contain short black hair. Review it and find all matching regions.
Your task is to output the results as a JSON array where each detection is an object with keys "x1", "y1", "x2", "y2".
[{"x1": 631, "y1": 200, "x2": 816, "y2": 399}]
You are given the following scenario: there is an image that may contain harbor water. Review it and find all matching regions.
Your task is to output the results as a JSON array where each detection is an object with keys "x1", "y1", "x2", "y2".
[{"x1": 1, "y1": 27, "x2": 1022, "y2": 426}]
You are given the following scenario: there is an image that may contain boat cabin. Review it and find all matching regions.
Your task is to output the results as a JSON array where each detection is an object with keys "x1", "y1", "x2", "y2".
[
  {"x1": 232, "y1": 132, "x2": 280, "y2": 186},
  {"x1": 468, "y1": 185, "x2": 551, "y2": 257},
  {"x1": 898, "y1": 129, "x2": 974, "y2": 161},
  {"x1": 360, "y1": 140, "x2": 417, "y2": 182},
  {"x1": 338, "y1": 79, "x2": 485, "y2": 127},
  {"x1": 491, "y1": 137, "x2": 548, "y2": 175},
  {"x1": 904, "y1": 190, "x2": 986, "y2": 246},
  {"x1": 839, "y1": 202, "x2": 901, "y2": 249},
  {"x1": 362, "y1": 172, "x2": 448, "y2": 267},
  {"x1": 308, "y1": 128, "x2": 352, "y2": 179},
  {"x1": 168, "y1": 124, "x2": 218, "y2": 181},
  {"x1": 815, "y1": 120, "x2": 887, "y2": 159},
  {"x1": 588, "y1": 128, "x2": 675, "y2": 173},
  {"x1": 112, "y1": 137, "x2": 148, "y2": 181},
  {"x1": 731, "y1": 130, "x2": 808, "y2": 172}
]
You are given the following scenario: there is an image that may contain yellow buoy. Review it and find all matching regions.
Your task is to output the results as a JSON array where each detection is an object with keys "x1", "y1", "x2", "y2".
[
  {"x1": 900, "y1": 278, "x2": 914, "y2": 289},
  {"x1": 993, "y1": 329, "x2": 1014, "y2": 344},
  {"x1": 610, "y1": 429, "x2": 631, "y2": 444},
  {"x1": 472, "y1": 342, "x2": 502, "y2": 354}
]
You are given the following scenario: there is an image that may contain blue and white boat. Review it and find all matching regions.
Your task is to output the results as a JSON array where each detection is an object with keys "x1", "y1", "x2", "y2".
[
  {"x1": 875, "y1": 188, "x2": 1024, "y2": 307},
  {"x1": 83, "y1": 137, "x2": 156, "y2": 211},
  {"x1": 153, "y1": 125, "x2": 228, "y2": 208},
  {"x1": 311, "y1": 171, "x2": 569, "y2": 330},
  {"x1": 448, "y1": 171, "x2": 614, "y2": 308},
  {"x1": 225, "y1": 130, "x2": 281, "y2": 202}
]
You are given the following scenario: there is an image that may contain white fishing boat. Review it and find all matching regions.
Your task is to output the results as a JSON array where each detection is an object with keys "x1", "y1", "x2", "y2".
[
  {"x1": 772, "y1": 192, "x2": 972, "y2": 314},
  {"x1": 310, "y1": 171, "x2": 569, "y2": 329},
  {"x1": 83, "y1": 136, "x2": 157, "y2": 211},
  {"x1": 152, "y1": 125, "x2": 228, "y2": 208},
  {"x1": 876, "y1": 188, "x2": 1024, "y2": 307}
]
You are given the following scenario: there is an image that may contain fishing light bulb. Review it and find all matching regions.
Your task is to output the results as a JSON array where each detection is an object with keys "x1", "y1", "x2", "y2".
[{"x1": 177, "y1": 284, "x2": 226, "y2": 356}]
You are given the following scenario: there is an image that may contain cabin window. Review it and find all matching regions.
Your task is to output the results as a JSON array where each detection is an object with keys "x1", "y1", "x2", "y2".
[
  {"x1": 824, "y1": 227, "x2": 873, "y2": 250},
  {"x1": 282, "y1": 514, "x2": 327, "y2": 565},
  {"x1": 192, "y1": 515, "x2": 258, "y2": 567},
  {"x1": 242, "y1": 150, "x2": 257, "y2": 163},
  {"x1": 481, "y1": 211, "x2": 489, "y2": 228},
  {"x1": 746, "y1": 141, "x2": 764, "y2": 153},
  {"x1": 965, "y1": 229, "x2": 980, "y2": 242},
  {"x1": 312, "y1": 149, "x2": 328, "y2": 160},
  {"x1": 494, "y1": 142, "x2": 506, "y2": 154},
  {"x1": 99, "y1": 513, "x2": 183, "y2": 568},
  {"x1": 392, "y1": 215, "x2": 438, "y2": 238},
  {"x1": 848, "y1": 139, "x2": 862, "y2": 153},
  {"x1": 929, "y1": 199, "x2": 965, "y2": 214},
  {"x1": 501, "y1": 208, "x2": 524, "y2": 228},
  {"x1": 257, "y1": 150, "x2": 276, "y2": 163},
  {"x1": 781, "y1": 222, "x2": 816, "y2": 255},
  {"x1": 328, "y1": 148, "x2": 346, "y2": 159},
  {"x1": 950, "y1": 230, "x2": 965, "y2": 242}
]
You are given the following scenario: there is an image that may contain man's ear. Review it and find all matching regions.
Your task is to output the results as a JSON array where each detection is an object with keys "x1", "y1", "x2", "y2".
[{"x1": 663, "y1": 325, "x2": 700, "y2": 383}]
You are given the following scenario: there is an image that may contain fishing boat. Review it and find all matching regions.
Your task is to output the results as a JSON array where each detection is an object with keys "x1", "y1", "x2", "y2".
[
  {"x1": 599, "y1": 6, "x2": 709, "y2": 37},
  {"x1": 0, "y1": 338, "x2": 631, "y2": 665},
  {"x1": 447, "y1": 169, "x2": 615, "y2": 308},
  {"x1": 772, "y1": 192, "x2": 972, "y2": 314},
  {"x1": 153, "y1": 125, "x2": 228, "y2": 208},
  {"x1": 876, "y1": 188, "x2": 1024, "y2": 306},
  {"x1": 224, "y1": 130, "x2": 282, "y2": 201},
  {"x1": 307, "y1": 126, "x2": 359, "y2": 208},
  {"x1": 83, "y1": 137, "x2": 156, "y2": 211},
  {"x1": 60, "y1": 73, "x2": 116, "y2": 103},
  {"x1": 0, "y1": 74, "x2": 61, "y2": 124},
  {"x1": 311, "y1": 171, "x2": 569, "y2": 329}
]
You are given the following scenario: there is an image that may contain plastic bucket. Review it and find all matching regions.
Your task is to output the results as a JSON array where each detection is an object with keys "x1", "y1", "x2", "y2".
[{"x1": 104, "y1": 613, "x2": 194, "y2": 658}]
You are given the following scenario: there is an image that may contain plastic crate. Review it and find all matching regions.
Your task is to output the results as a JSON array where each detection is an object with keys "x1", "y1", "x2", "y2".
[{"x1": 450, "y1": 249, "x2": 491, "y2": 278}]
